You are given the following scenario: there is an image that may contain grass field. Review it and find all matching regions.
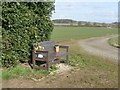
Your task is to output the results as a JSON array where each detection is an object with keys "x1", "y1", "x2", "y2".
[
  {"x1": 51, "y1": 26, "x2": 118, "y2": 42},
  {"x1": 2, "y1": 26, "x2": 118, "y2": 88}
]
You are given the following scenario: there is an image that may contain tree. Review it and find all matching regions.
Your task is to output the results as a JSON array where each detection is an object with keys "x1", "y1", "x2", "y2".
[{"x1": 2, "y1": 2, "x2": 55, "y2": 67}]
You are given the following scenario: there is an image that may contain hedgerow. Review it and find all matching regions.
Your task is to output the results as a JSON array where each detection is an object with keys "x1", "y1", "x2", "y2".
[{"x1": 2, "y1": 2, "x2": 54, "y2": 67}]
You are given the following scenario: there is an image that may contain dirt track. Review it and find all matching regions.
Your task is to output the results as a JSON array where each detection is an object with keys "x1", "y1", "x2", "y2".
[{"x1": 79, "y1": 35, "x2": 118, "y2": 63}]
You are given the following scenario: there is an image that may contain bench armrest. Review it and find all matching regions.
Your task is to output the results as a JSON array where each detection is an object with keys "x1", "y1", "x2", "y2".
[
  {"x1": 57, "y1": 45, "x2": 69, "y2": 48},
  {"x1": 56, "y1": 45, "x2": 69, "y2": 53}
]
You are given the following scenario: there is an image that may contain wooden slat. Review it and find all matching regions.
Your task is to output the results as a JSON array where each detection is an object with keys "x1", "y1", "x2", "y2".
[
  {"x1": 56, "y1": 52, "x2": 68, "y2": 57},
  {"x1": 32, "y1": 41, "x2": 69, "y2": 70},
  {"x1": 59, "y1": 45, "x2": 69, "y2": 48}
]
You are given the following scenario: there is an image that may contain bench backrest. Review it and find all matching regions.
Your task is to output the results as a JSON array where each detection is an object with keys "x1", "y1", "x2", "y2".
[
  {"x1": 39, "y1": 41, "x2": 55, "y2": 51},
  {"x1": 33, "y1": 41, "x2": 55, "y2": 60}
]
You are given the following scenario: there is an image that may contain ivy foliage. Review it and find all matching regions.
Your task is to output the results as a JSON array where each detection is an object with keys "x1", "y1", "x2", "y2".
[{"x1": 2, "y1": 2, "x2": 55, "y2": 67}]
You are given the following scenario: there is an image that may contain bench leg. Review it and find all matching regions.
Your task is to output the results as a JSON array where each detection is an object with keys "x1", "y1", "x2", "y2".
[
  {"x1": 33, "y1": 60, "x2": 36, "y2": 69},
  {"x1": 32, "y1": 51, "x2": 36, "y2": 69},
  {"x1": 46, "y1": 61, "x2": 49, "y2": 71},
  {"x1": 66, "y1": 48, "x2": 69, "y2": 64},
  {"x1": 66, "y1": 55, "x2": 69, "y2": 64}
]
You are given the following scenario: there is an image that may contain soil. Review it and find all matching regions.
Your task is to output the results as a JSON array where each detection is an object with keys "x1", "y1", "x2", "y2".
[{"x1": 2, "y1": 64, "x2": 117, "y2": 88}]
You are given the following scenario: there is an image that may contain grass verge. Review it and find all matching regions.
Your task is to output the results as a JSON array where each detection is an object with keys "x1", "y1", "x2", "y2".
[
  {"x1": 2, "y1": 65, "x2": 49, "y2": 80},
  {"x1": 108, "y1": 37, "x2": 120, "y2": 48}
]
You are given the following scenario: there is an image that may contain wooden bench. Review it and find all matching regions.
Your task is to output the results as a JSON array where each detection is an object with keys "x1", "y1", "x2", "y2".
[{"x1": 32, "y1": 41, "x2": 69, "y2": 70}]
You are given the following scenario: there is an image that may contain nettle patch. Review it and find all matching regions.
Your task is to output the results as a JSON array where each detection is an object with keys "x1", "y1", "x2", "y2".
[{"x1": 2, "y1": 2, "x2": 55, "y2": 67}]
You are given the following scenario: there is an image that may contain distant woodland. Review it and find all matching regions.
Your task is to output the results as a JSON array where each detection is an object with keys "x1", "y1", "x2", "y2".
[{"x1": 52, "y1": 19, "x2": 119, "y2": 28}]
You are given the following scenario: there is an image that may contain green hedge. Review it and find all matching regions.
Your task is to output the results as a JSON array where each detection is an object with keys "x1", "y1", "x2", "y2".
[{"x1": 2, "y1": 2, "x2": 54, "y2": 67}]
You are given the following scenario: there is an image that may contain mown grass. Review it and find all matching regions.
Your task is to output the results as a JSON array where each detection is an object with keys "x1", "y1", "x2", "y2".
[
  {"x1": 51, "y1": 26, "x2": 118, "y2": 42},
  {"x1": 2, "y1": 65, "x2": 49, "y2": 80},
  {"x1": 108, "y1": 37, "x2": 120, "y2": 48}
]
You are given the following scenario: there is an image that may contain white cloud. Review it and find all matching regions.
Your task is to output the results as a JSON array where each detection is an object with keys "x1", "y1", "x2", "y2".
[{"x1": 52, "y1": 1, "x2": 118, "y2": 22}]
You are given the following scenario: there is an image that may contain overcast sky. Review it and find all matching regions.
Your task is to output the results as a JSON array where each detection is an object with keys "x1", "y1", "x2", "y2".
[{"x1": 51, "y1": 0, "x2": 119, "y2": 23}]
